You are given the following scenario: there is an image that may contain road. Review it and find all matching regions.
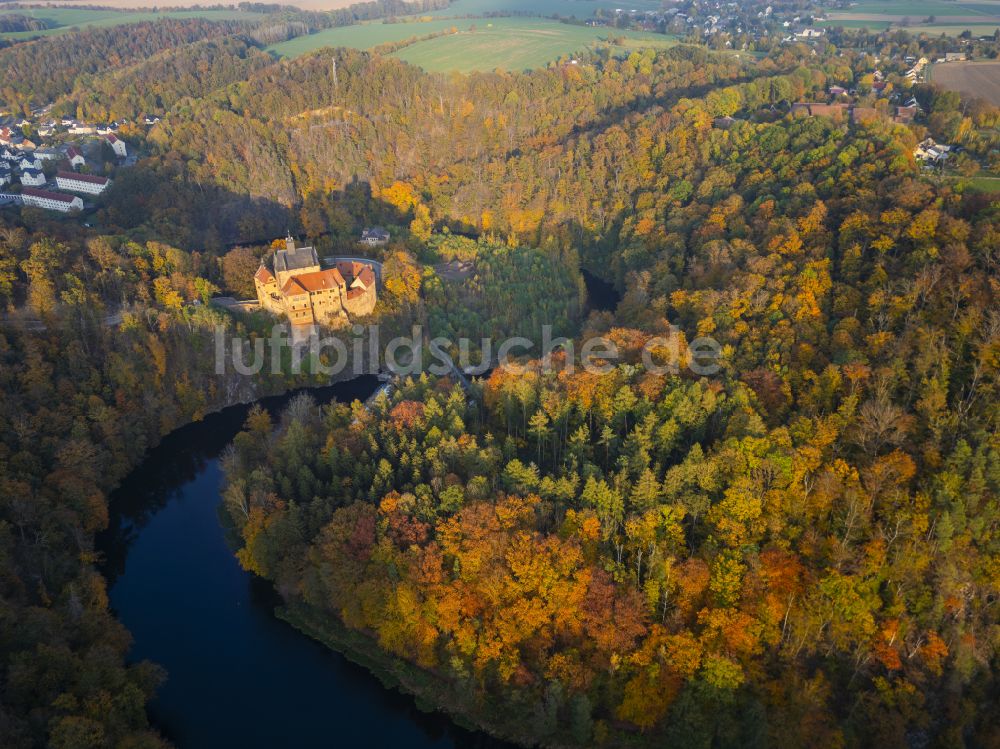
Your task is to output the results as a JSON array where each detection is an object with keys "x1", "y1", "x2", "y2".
[{"x1": 0, "y1": 309, "x2": 123, "y2": 331}]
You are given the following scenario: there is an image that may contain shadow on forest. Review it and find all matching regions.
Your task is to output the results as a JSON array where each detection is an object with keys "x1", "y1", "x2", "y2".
[
  {"x1": 97, "y1": 171, "x2": 421, "y2": 253},
  {"x1": 96, "y1": 167, "x2": 629, "y2": 295}
]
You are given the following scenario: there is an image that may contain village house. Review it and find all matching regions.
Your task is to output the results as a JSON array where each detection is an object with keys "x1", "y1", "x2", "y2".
[
  {"x1": 18, "y1": 155, "x2": 41, "y2": 172},
  {"x1": 0, "y1": 169, "x2": 11, "y2": 187},
  {"x1": 360, "y1": 227, "x2": 390, "y2": 247},
  {"x1": 65, "y1": 146, "x2": 85, "y2": 169},
  {"x1": 19, "y1": 169, "x2": 46, "y2": 187},
  {"x1": 905, "y1": 57, "x2": 929, "y2": 81},
  {"x1": 104, "y1": 133, "x2": 127, "y2": 158},
  {"x1": 894, "y1": 105, "x2": 918, "y2": 124},
  {"x1": 914, "y1": 138, "x2": 951, "y2": 163},
  {"x1": 55, "y1": 171, "x2": 110, "y2": 195},
  {"x1": 20, "y1": 187, "x2": 83, "y2": 212},
  {"x1": 254, "y1": 237, "x2": 377, "y2": 326}
]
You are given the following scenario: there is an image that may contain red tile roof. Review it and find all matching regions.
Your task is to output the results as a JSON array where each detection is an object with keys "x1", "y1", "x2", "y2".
[
  {"x1": 281, "y1": 267, "x2": 345, "y2": 295},
  {"x1": 254, "y1": 266, "x2": 275, "y2": 284},
  {"x1": 56, "y1": 171, "x2": 108, "y2": 185},
  {"x1": 22, "y1": 187, "x2": 77, "y2": 203}
]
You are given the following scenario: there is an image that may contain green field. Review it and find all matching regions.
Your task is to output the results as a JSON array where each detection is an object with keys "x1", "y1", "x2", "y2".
[
  {"x1": 822, "y1": 18, "x2": 999, "y2": 34},
  {"x1": 0, "y1": 7, "x2": 263, "y2": 40},
  {"x1": 944, "y1": 171, "x2": 1000, "y2": 191},
  {"x1": 428, "y1": 0, "x2": 664, "y2": 18},
  {"x1": 841, "y1": 0, "x2": 1000, "y2": 15},
  {"x1": 266, "y1": 19, "x2": 465, "y2": 56},
  {"x1": 819, "y1": 19, "x2": 893, "y2": 30},
  {"x1": 912, "y1": 23, "x2": 1000, "y2": 33},
  {"x1": 967, "y1": 175, "x2": 1000, "y2": 191},
  {"x1": 823, "y1": 0, "x2": 1000, "y2": 34},
  {"x1": 395, "y1": 18, "x2": 674, "y2": 71},
  {"x1": 268, "y1": 16, "x2": 676, "y2": 70}
]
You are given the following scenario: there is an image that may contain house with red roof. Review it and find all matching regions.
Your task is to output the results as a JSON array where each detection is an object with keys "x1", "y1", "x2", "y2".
[
  {"x1": 104, "y1": 132, "x2": 127, "y2": 158},
  {"x1": 254, "y1": 236, "x2": 377, "y2": 325},
  {"x1": 55, "y1": 171, "x2": 110, "y2": 195},
  {"x1": 20, "y1": 187, "x2": 83, "y2": 212},
  {"x1": 65, "y1": 146, "x2": 85, "y2": 168}
]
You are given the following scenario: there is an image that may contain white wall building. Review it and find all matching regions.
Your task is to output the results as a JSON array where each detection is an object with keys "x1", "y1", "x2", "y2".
[
  {"x1": 55, "y1": 171, "x2": 110, "y2": 195},
  {"x1": 915, "y1": 138, "x2": 951, "y2": 163},
  {"x1": 19, "y1": 169, "x2": 46, "y2": 187},
  {"x1": 104, "y1": 133, "x2": 127, "y2": 158},
  {"x1": 66, "y1": 146, "x2": 85, "y2": 168},
  {"x1": 21, "y1": 187, "x2": 82, "y2": 212},
  {"x1": 360, "y1": 227, "x2": 390, "y2": 246}
]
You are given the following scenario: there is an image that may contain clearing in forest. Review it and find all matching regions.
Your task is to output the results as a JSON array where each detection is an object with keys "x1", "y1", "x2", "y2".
[{"x1": 268, "y1": 16, "x2": 676, "y2": 71}]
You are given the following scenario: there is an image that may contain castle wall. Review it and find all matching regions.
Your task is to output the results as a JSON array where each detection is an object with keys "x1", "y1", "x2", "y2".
[{"x1": 343, "y1": 285, "x2": 377, "y2": 317}]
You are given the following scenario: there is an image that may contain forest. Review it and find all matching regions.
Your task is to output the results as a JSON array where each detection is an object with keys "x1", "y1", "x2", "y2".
[
  {"x1": 0, "y1": 19, "x2": 259, "y2": 112},
  {"x1": 0, "y1": 7, "x2": 998, "y2": 749}
]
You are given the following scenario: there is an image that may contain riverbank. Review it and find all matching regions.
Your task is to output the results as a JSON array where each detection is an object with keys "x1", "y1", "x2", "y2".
[
  {"x1": 104, "y1": 371, "x2": 516, "y2": 748},
  {"x1": 278, "y1": 602, "x2": 545, "y2": 748}
]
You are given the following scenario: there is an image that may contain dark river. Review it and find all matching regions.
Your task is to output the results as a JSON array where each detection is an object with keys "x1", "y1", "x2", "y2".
[{"x1": 99, "y1": 376, "x2": 513, "y2": 749}]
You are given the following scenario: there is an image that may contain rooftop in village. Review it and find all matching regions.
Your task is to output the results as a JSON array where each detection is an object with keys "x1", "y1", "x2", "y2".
[
  {"x1": 21, "y1": 186, "x2": 77, "y2": 204},
  {"x1": 56, "y1": 171, "x2": 109, "y2": 186}
]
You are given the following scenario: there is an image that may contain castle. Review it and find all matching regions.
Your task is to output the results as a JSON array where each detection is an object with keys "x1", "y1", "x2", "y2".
[{"x1": 254, "y1": 237, "x2": 377, "y2": 326}]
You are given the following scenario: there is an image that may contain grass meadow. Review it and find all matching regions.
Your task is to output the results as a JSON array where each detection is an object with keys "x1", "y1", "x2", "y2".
[
  {"x1": 395, "y1": 18, "x2": 674, "y2": 71},
  {"x1": 268, "y1": 16, "x2": 676, "y2": 71}
]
